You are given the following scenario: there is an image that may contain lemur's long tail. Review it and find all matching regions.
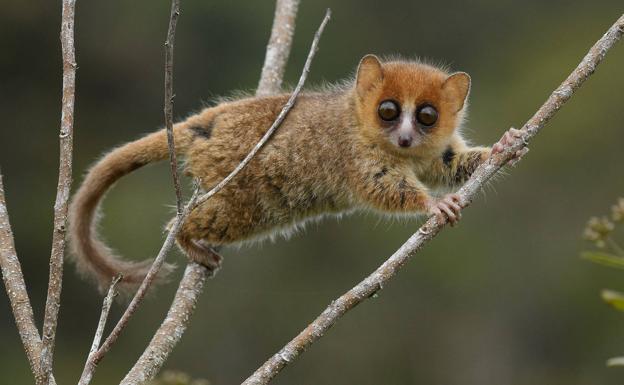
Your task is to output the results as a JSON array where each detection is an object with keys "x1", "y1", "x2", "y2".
[{"x1": 68, "y1": 124, "x2": 193, "y2": 292}]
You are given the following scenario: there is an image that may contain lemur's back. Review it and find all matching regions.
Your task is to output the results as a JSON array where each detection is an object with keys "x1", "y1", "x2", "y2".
[{"x1": 179, "y1": 91, "x2": 359, "y2": 246}]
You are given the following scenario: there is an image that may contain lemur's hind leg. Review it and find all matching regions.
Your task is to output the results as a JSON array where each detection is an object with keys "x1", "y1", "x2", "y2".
[{"x1": 176, "y1": 234, "x2": 223, "y2": 273}]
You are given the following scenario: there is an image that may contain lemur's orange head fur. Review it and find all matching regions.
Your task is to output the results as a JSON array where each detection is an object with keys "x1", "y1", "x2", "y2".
[{"x1": 353, "y1": 54, "x2": 470, "y2": 157}]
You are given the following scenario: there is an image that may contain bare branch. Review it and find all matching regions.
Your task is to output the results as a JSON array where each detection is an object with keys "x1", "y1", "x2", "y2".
[
  {"x1": 0, "y1": 3, "x2": 77, "y2": 384},
  {"x1": 77, "y1": 276, "x2": 121, "y2": 385},
  {"x1": 164, "y1": 0, "x2": 183, "y2": 214},
  {"x1": 119, "y1": 9, "x2": 331, "y2": 384},
  {"x1": 0, "y1": 175, "x2": 44, "y2": 383},
  {"x1": 119, "y1": 262, "x2": 209, "y2": 385},
  {"x1": 241, "y1": 13, "x2": 624, "y2": 385},
  {"x1": 257, "y1": 0, "x2": 300, "y2": 96},
  {"x1": 40, "y1": 0, "x2": 78, "y2": 381}
]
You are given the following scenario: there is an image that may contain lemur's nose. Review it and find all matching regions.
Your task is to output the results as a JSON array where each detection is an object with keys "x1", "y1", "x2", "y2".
[{"x1": 398, "y1": 136, "x2": 412, "y2": 147}]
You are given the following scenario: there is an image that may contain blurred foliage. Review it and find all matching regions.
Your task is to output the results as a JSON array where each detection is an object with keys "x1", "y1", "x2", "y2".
[
  {"x1": 582, "y1": 197, "x2": 624, "y2": 366},
  {"x1": 2, "y1": 1, "x2": 624, "y2": 385}
]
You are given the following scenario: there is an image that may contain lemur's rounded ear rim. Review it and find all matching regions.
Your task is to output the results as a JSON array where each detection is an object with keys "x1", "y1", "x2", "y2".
[
  {"x1": 359, "y1": 54, "x2": 382, "y2": 68},
  {"x1": 442, "y1": 72, "x2": 471, "y2": 112},
  {"x1": 356, "y1": 54, "x2": 384, "y2": 97}
]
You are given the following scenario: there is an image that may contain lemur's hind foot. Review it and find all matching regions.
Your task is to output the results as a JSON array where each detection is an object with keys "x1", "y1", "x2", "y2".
[{"x1": 176, "y1": 235, "x2": 223, "y2": 274}]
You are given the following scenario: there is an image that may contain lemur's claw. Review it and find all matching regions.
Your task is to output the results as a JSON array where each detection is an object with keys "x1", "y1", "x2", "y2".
[
  {"x1": 491, "y1": 128, "x2": 528, "y2": 166},
  {"x1": 427, "y1": 193, "x2": 464, "y2": 226}
]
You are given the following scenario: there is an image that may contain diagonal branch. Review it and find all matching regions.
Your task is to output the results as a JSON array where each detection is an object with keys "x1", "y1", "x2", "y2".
[
  {"x1": 257, "y1": 0, "x2": 300, "y2": 96},
  {"x1": 77, "y1": 276, "x2": 121, "y2": 385},
  {"x1": 118, "y1": 9, "x2": 331, "y2": 385},
  {"x1": 241, "y1": 13, "x2": 624, "y2": 385},
  {"x1": 119, "y1": 262, "x2": 209, "y2": 385},
  {"x1": 0, "y1": 175, "x2": 47, "y2": 384},
  {"x1": 40, "y1": 0, "x2": 78, "y2": 382}
]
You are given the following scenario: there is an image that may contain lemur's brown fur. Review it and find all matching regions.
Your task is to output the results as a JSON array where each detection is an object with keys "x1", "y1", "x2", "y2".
[{"x1": 69, "y1": 55, "x2": 493, "y2": 291}]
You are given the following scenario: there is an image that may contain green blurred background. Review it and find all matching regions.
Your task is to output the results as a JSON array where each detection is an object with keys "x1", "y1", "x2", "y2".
[{"x1": 2, "y1": 1, "x2": 624, "y2": 384}]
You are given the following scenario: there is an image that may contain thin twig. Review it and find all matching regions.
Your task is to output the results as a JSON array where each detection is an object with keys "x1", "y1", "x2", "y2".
[
  {"x1": 164, "y1": 0, "x2": 183, "y2": 214},
  {"x1": 194, "y1": 8, "x2": 331, "y2": 209},
  {"x1": 241, "y1": 13, "x2": 624, "y2": 385},
  {"x1": 119, "y1": 9, "x2": 331, "y2": 384},
  {"x1": 257, "y1": 0, "x2": 300, "y2": 96},
  {"x1": 40, "y1": 0, "x2": 77, "y2": 382},
  {"x1": 77, "y1": 276, "x2": 121, "y2": 385}
]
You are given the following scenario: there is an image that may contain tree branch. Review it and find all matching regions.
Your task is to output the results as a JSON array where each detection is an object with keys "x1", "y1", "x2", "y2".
[
  {"x1": 119, "y1": 262, "x2": 209, "y2": 385},
  {"x1": 40, "y1": 0, "x2": 78, "y2": 382},
  {"x1": 257, "y1": 0, "x2": 300, "y2": 96},
  {"x1": 77, "y1": 276, "x2": 121, "y2": 385},
  {"x1": 164, "y1": 0, "x2": 183, "y2": 214},
  {"x1": 241, "y1": 13, "x2": 624, "y2": 385},
  {"x1": 118, "y1": 8, "x2": 331, "y2": 384},
  {"x1": 0, "y1": 175, "x2": 46, "y2": 384}
]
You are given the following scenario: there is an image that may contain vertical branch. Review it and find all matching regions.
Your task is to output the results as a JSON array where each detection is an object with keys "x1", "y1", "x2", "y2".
[
  {"x1": 120, "y1": 9, "x2": 330, "y2": 384},
  {"x1": 164, "y1": 0, "x2": 183, "y2": 214},
  {"x1": 0, "y1": 175, "x2": 45, "y2": 383},
  {"x1": 241, "y1": 13, "x2": 624, "y2": 385},
  {"x1": 257, "y1": 0, "x2": 300, "y2": 96},
  {"x1": 40, "y1": 0, "x2": 77, "y2": 382}
]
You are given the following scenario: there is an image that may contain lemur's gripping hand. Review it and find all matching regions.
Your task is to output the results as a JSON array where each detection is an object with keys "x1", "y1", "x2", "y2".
[
  {"x1": 491, "y1": 128, "x2": 529, "y2": 166},
  {"x1": 426, "y1": 193, "x2": 465, "y2": 226}
]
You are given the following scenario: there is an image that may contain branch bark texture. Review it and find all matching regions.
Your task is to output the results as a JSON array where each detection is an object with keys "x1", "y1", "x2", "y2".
[
  {"x1": 257, "y1": 0, "x2": 300, "y2": 96},
  {"x1": 120, "y1": 263, "x2": 209, "y2": 385},
  {"x1": 77, "y1": 276, "x2": 121, "y2": 385},
  {"x1": 241, "y1": 13, "x2": 624, "y2": 385},
  {"x1": 164, "y1": 0, "x2": 183, "y2": 214},
  {"x1": 40, "y1": 1, "x2": 77, "y2": 382},
  {"x1": 0, "y1": 176, "x2": 46, "y2": 383}
]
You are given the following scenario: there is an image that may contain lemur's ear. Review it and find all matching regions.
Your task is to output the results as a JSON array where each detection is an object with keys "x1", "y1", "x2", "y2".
[
  {"x1": 442, "y1": 72, "x2": 471, "y2": 112},
  {"x1": 356, "y1": 54, "x2": 383, "y2": 97}
]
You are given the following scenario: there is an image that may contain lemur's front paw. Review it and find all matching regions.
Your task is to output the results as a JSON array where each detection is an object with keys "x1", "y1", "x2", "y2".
[
  {"x1": 426, "y1": 193, "x2": 464, "y2": 226},
  {"x1": 491, "y1": 127, "x2": 529, "y2": 166}
]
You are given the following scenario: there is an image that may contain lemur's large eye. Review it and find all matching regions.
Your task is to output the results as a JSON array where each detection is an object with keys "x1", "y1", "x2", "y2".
[
  {"x1": 416, "y1": 105, "x2": 438, "y2": 126},
  {"x1": 378, "y1": 100, "x2": 400, "y2": 121}
]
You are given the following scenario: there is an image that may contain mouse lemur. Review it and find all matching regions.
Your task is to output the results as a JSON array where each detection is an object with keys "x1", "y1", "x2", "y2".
[{"x1": 69, "y1": 54, "x2": 524, "y2": 290}]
